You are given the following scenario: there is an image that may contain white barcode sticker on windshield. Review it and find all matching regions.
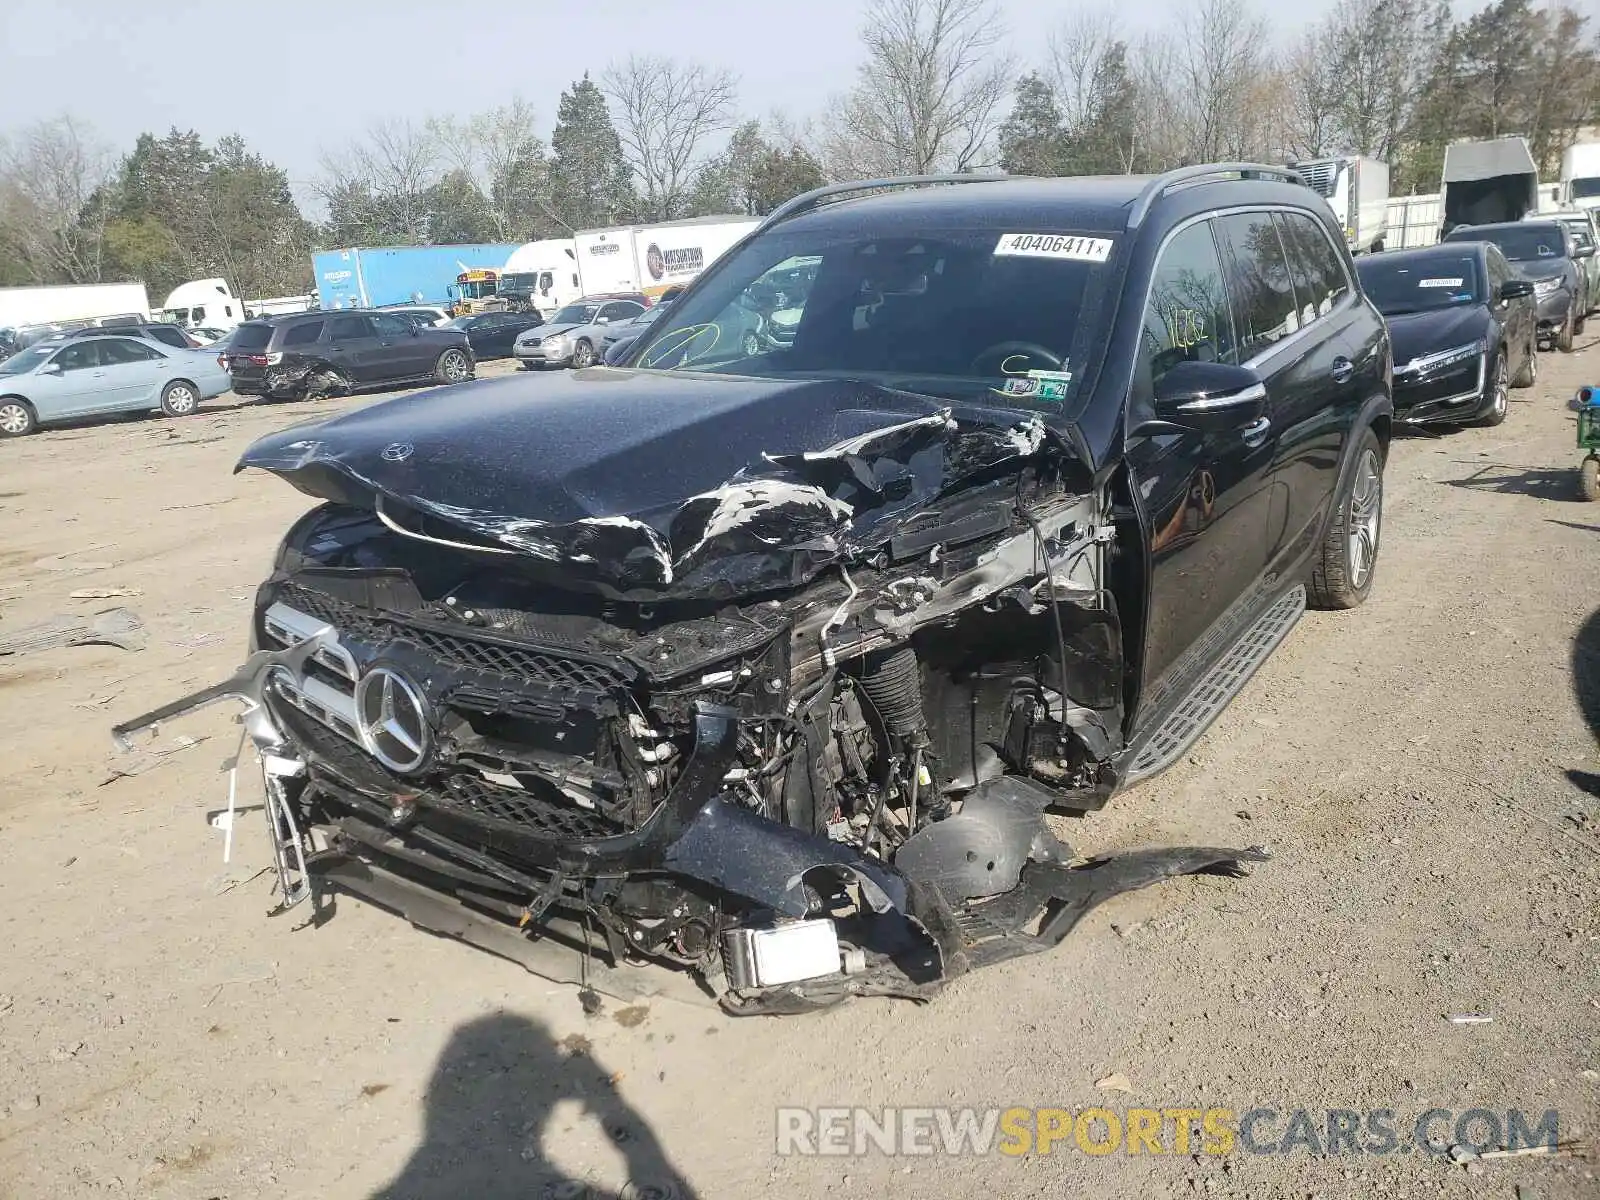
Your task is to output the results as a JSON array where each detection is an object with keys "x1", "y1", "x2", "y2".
[
  {"x1": 1418, "y1": 277, "x2": 1464, "y2": 288},
  {"x1": 994, "y1": 233, "x2": 1114, "y2": 262}
]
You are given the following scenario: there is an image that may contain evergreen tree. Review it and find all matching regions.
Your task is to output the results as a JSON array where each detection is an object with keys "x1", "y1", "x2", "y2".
[
  {"x1": 548, "y1": 75, "x2": 635, "y2": 230},
  {"x1": 998, "y1": 74, "x2": 1072, "y2": 175}
]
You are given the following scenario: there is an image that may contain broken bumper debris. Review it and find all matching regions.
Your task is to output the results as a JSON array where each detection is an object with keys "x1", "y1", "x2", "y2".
[
  {"x1": 115, "y1": 371, "x2": 1269, "y2": 1014},
  {"x1": 113, "y1": 636, "x2": 1266, "y2": 1014}
]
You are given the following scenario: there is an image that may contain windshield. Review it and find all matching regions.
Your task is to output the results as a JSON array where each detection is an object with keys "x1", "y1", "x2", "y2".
[
  {"x1": 551, "y1": 304, "x2": 601, "y2": 325},
  {"x1": 1572, "y1": 178, "x2": 1600, "y2": 200},
  {"x1": 500, "y1": 273, "x2": 537, "y2": 292},
  {"x1": 0, "y1": 346, "x2": 55, "y2": 375},
  {"x1": 1454, "y1": 225, "x2": 1565, "y2": 262},
  {"x1": 625, "y1": 228, "x2": 1117, "y2": 411},
  {"x1": 1357, "y1": 253, "x2": 1482, "y2": 314}
]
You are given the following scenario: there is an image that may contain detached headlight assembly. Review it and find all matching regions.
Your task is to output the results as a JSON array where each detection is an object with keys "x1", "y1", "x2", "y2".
[
  {"x1": 1402, "y1": 338, "x2": 1485, "y2": 376},
  {"x1": 1534, "y1": 276, "x2": 1563, "y2": 296}
]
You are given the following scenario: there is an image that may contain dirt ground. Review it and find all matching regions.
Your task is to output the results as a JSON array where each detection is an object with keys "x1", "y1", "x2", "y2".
[{"x1": 1, "y1": 346, "x2": 1598, "y2": 1200}]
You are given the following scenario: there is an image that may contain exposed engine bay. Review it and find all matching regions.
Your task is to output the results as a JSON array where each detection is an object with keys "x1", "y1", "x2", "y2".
[{"x1": 114, "y1": 372, "x2": 1265, "y2": 1014}]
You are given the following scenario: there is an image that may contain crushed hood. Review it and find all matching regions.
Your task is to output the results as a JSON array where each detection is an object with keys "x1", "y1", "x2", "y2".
[{"x1": 238, "y1": 368, "x2": 1079, "y2": 600}]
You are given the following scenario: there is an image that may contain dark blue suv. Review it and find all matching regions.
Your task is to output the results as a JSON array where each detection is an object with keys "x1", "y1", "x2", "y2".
[{"x1": 122, "y1": 164, "x2": 1392, "y2": 1014}]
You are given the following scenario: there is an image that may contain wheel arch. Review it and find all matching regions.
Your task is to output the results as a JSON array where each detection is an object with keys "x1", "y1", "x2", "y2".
[{"x1": 1318, "y1": 390, "x2": 1393, "y2": 548}]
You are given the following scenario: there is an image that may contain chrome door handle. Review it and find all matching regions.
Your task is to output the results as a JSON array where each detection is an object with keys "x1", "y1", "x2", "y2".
[
  {"x1": 1241, "y1": 416, "x2": 1271, "y2": 446},
  {"x1": 1330, "y1": 357, "x2": 1354, "y2": 383}
]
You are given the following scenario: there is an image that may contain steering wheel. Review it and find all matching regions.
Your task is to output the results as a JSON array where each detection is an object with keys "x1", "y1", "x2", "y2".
[{"x1": 970, "y1": 340, "x2": 1064, "y2": 377}]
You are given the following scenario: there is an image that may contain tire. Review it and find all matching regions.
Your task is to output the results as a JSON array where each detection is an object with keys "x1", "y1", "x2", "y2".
[
  {"x1": 571, "y1": 339, "x2": 596, "y2": 369},
  {"x1": 159, "y1": 379, "x2": 199, "y2": 418},
  {"x1": 1584, "y1": 457, "x2": 1600, "y2": 502},
  {"x1": 1309, "y1": 427, "x2": 1383, "y2": 611},
  {"x1": 1558, "y1": 306, "x2": 1576, "y2": 353},
  {"x1": 1511, "y1": 333, "x2": 1537, "y2": 388},
  {"x1": 1477, "y1": 353, "x2": 1508, "y2": 426},
  {"x1": 0, "y1": 397, "x2": 37, "y2": 438},
  {"x1": 434, "y1": 348, "x2": 471, "y2": 385}
]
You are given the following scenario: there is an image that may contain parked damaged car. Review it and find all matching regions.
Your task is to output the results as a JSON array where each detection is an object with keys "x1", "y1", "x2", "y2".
[
  {"x1": 116, "y1": 166, "x2": 1395, "y2": 1014},
  {"x1": 224, "y1": 310, "x2": 474, "y2": 401}
]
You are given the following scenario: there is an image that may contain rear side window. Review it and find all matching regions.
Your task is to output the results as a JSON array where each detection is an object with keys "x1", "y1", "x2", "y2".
[
  {"x1": 231, "y1": 324, "x2": 274, "y2": 352},
  {"x1": 281, "y1": 321, "x2": 325, "y2": 347},
  {"x1": 326, "y1": 315, "x2": 370, "y2": 339},
  {"x1": 1214, "y1": 212, "x2": 1300, "y2": 358},
  {"x1": 1274, "y1": 212, "x2": 1350, "y2": 323},
  {"x1": 1139, "y1": 221, "x2": 1238, "y2": 386},
  {"x1": 370, "y1": 312, "x2": 413, "y2": 337},
  {"x1": 147, "y1": 326, "x2": 188, "y2": 348},
  {"x1": 100, "y1": 339, "x2": 162, "y2": 363}
]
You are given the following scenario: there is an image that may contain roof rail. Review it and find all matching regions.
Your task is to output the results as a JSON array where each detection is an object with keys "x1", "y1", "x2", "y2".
[
  {"x1": 1126, "y1": 162, "x2": 1308, "y2": 229},
  {"x1": 758, "y1": 173, "x2": 1013, "y2": 231}
]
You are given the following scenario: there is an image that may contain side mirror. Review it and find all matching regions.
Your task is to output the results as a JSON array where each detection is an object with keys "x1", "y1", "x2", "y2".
[
  {"x1": 39, "y1": 361, "x2": 62, "y2": 375},
  {"x1": 1147, "y1": 360, "x2": 1267, "y2": 433},
  {"x1": 1575, "y1": 243, "x2": 1595, "y2": 259},
  {"x1": 1499, "y1": 278, "x2": 1535, "y2": 300},
  {"x1": 595, "y1": 316, "x2": 610, "y2": 325}
]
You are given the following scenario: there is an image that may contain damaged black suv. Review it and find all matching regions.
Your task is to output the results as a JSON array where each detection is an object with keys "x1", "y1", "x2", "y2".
[
  {"x1": 225, "y1": 310, "x2": 475, "y2": 401},
  {"x1": 119, "y1": 166, "x2": 1391, "y2": 1015}
]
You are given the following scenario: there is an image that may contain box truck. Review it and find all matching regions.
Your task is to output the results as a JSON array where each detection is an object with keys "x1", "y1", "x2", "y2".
[
  {"x1": 1562, "y1": 142, "x2": 1600, "y2": 212},
  {"x1": 0, "y1": 281, "x2": 150, "y2": 332},
  {"x1": 574, "y1": 216, "x2": 760, "y2": 301},
  {"x1": 1440, "y1": 137, "x2": 1540, "y2": 237},
  {"x1": 1293, "y1": 156, "x2": 1390, "y2": 253},
  {"x1": 311, "y1": 243, "x2": 518, "y2": 310}
]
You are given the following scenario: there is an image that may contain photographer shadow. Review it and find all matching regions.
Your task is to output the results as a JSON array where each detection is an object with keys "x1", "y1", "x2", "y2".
[{"x1": 372, "y1": 1012, "x2": 696, "y2": 1200}]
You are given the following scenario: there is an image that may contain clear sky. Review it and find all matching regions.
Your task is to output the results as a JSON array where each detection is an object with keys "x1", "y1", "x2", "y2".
[{"x1": 1, "y1": 0, "x2": 1347, "y2": 191}]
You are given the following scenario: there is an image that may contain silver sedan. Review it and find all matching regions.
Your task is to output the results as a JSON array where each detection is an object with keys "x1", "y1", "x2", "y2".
[{"x1": 0, "y1": 334, "x2": 232, "y2": 437}]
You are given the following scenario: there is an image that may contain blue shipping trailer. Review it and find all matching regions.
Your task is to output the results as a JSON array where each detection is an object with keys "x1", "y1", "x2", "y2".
[{"x1": 312, "y1": 243, "x2": 518, "y2": 310}]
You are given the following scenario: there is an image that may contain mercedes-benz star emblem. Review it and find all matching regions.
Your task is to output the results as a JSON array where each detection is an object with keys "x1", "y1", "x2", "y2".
[
  {"x1": 355, "y1": 666, "x2": 430, "y2": 773},
  {"x1": 380, "y1": 442, "x2": 413, "y2": 462}
]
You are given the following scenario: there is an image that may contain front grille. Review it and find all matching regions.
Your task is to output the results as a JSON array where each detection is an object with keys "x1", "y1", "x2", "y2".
[
  {"x1": 277, "y1": 583, "x2": 632, "y2": 695},
  {"x1": 273, "y1": 692, "x2": 626, "y2": 844},
  {"x1": 440, "y1": 774, "x2": 624, "y2": 840}
]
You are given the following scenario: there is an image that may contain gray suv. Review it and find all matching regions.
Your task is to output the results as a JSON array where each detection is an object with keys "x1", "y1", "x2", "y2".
[{"x1": 225, "y1": 310, "x2": 475, "y2": 400}]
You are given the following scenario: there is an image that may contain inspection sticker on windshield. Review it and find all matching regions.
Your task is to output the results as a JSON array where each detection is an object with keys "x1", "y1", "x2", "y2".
[
  {"x1": 1418, "y1": 277, "x2": 1465, "y2": 288},
  {"x1": 994, "y1": 233, "x2": 1114, "y2": 262}
]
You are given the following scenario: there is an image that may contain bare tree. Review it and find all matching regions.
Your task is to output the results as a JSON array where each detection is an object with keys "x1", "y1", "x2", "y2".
[
  {"x1": 317, "y1": 118, "x2": 440, "y2": 243},
  {"x1": 1168, "y1": 0, "x2": 1272, "y2": 163},
  {"x1": 601, "y1": 56, "x2": 737, "y2": 221},
  {"x1": 1047, "y1": 7, "x2": 1123, "y2": 135},
  {"x1": 1127, "y1": 33, "x2": 1188, "y2": 171},
  {"x1": 429, "y1": 99, "x2": 555, "y2": 239},
  {"x1": 1283, "y1": 24, "x2": 1345, "y2": 159},
  {"x1": 820, "y1": 0, "x2": 1015, "y2": 178},
  {"x1": 0, "y1": 115, "x2": 118, "y2": 284},
  {"x1": 1329, "y1": 0, "x2": 1436, "y2": 159}
]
